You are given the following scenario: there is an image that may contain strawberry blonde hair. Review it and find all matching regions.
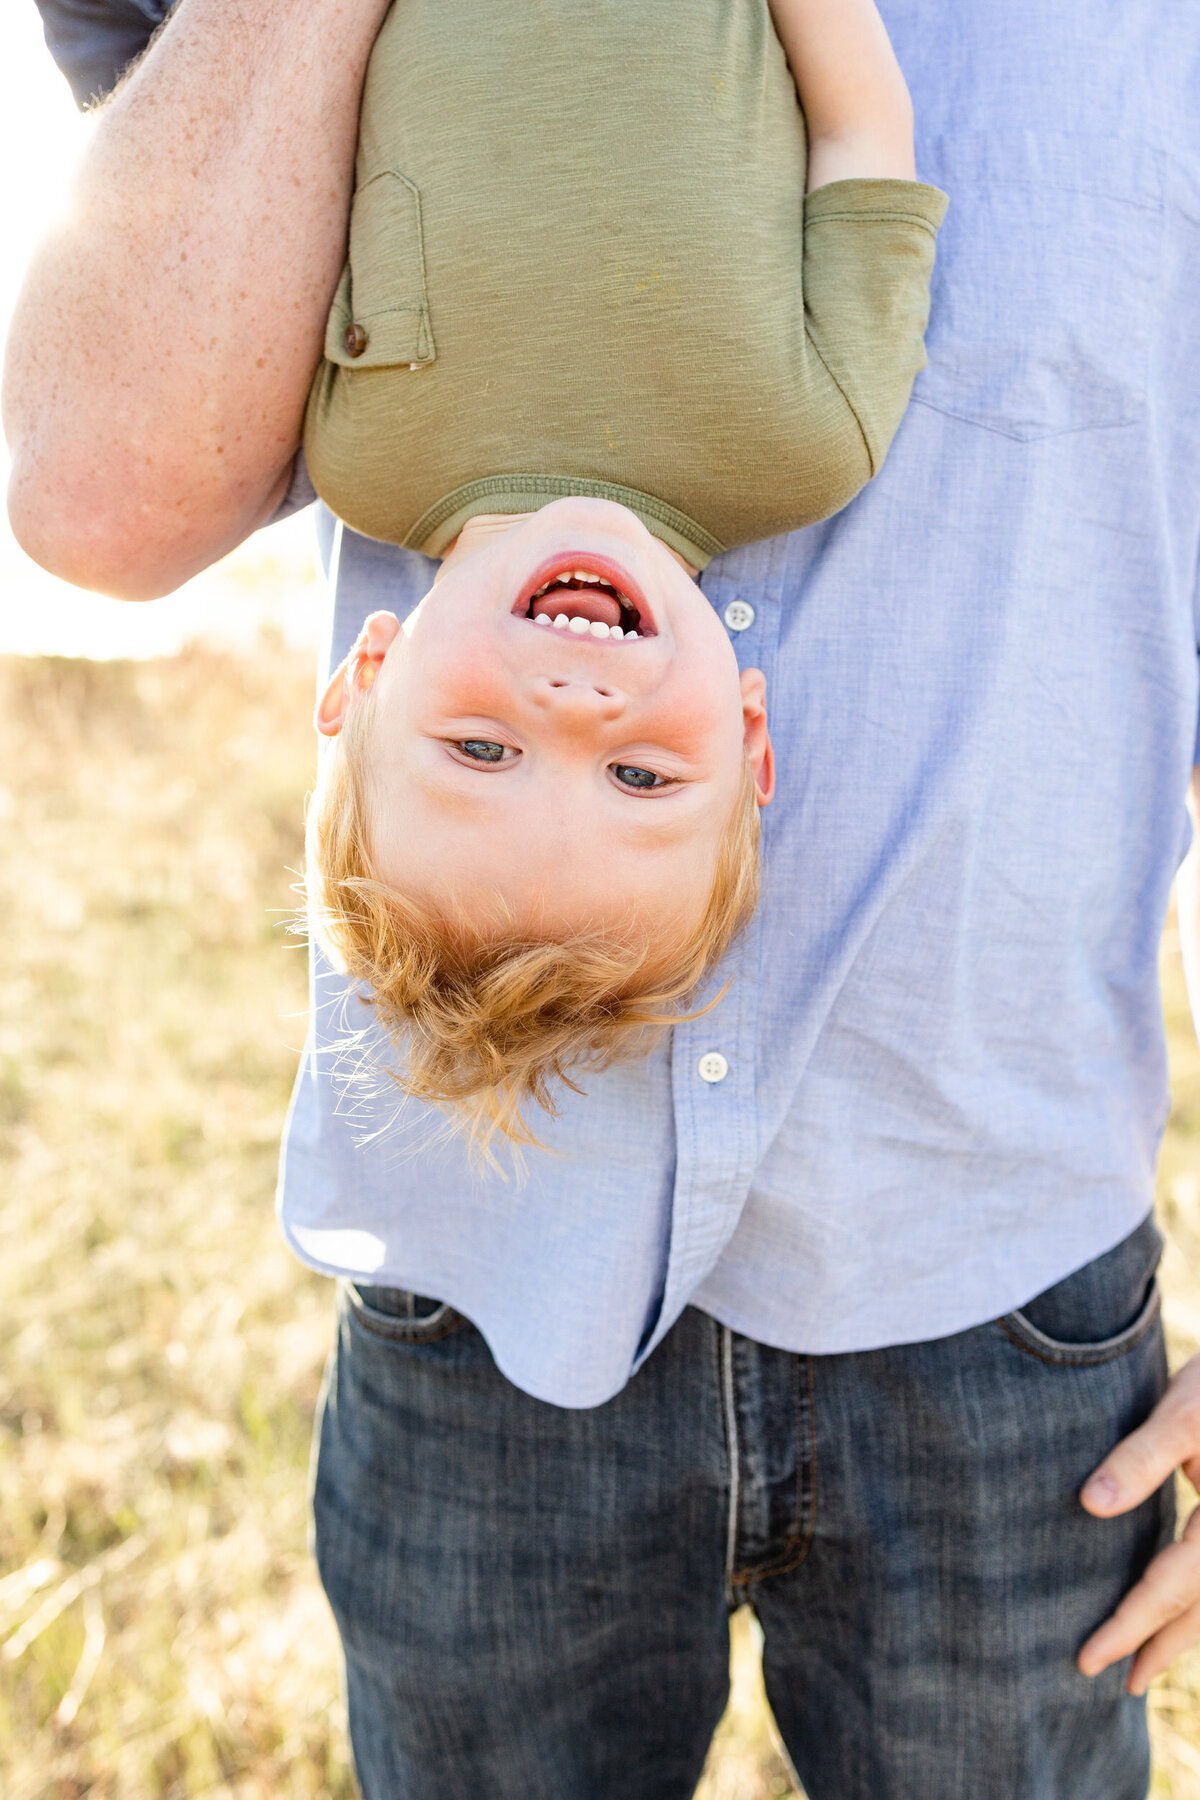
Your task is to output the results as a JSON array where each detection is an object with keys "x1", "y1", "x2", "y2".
[{"x1": 306, "y1": 673, "x2": 761, "y2": 1153}]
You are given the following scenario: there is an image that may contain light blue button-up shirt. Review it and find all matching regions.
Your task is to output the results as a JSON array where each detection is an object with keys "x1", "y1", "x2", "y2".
[{"x1": 279, "y1": 0, "x2": 1200, "y2": 1407}]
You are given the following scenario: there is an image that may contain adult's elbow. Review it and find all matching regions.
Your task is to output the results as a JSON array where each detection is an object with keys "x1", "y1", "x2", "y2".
[
  {"x1": 5, "y1": 442, "x2": 286, "y2": 601},
  {"x1": 6, "y1": 459, "x2": 171, "y2": 600}
]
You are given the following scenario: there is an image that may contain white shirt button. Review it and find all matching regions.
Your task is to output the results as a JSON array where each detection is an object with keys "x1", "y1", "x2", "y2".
[
  {"x1": 723, "y1": 599, "x2": 756, "y2": 633},
  {"x1": 697, "y1": 1051, "x2": 730, "y2": 1084}
]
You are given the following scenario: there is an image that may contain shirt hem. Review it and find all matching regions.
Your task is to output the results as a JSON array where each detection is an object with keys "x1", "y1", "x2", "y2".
[
  {"x1": 803, "y1": 176, "x2": 949, "y2": 236},
  {"x1": 692, "y1": 1198, "x2": 1156, "y2": 1357},
  {"x1": 279, "y1": 1210, "x2": 646, "y2": 1410}
]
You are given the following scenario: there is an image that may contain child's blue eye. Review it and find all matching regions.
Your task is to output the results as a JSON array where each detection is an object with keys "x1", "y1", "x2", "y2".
[
  {"x1": 613, "y1": 764, "x2": 662, "y2": 790},
  {"x1": 459, "y1": 739, "x2": 506, "y2": 762}
]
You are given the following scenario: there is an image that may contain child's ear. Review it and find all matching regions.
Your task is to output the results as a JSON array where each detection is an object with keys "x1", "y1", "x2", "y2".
[
  {"x1": 314, "y1": 612, "x2": 402, "y2": 737},
  {"x1": 739, "y1": 668, "x2": 775, "y2": 806}
]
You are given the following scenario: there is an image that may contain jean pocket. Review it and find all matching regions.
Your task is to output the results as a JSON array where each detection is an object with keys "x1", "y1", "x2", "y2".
[
  {"x1": 343, "y1": 1280, "x2": 466, "y2": 1345},
  {"x1": 911, "y1": 131, "x2": 1164, "y2": 441},
  {"x1": 1000, "y1": 1216, "x2": 1164, "y2": 1366},
  {"x1": 323, "y1": 170, "x2": 436, "y2": 369}
]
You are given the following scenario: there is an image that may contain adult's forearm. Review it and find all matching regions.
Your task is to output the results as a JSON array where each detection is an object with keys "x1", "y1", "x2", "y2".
[{"x1": 3, "y1": 0, "x2": 392, "y2": 599}]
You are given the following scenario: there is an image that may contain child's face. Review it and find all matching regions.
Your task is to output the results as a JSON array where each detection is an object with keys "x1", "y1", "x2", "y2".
[{"x1": 318, "y1": 498, "x2": 774, "y2": 941}]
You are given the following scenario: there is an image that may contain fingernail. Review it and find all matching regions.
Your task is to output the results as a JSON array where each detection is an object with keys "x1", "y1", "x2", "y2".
[{"x1": 1084, "y1": 1474, "x2": 1119, "y2": 1509}]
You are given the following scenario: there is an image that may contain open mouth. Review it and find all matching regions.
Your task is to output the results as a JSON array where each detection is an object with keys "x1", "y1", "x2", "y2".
[{"x1": 513, "y1": 560, "x2": 654, "y2": 641}]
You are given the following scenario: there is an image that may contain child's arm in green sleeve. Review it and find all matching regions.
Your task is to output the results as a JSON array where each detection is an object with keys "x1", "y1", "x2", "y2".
[{"x1": 767, "y1": 0, "x2": 916, "y2": 190}]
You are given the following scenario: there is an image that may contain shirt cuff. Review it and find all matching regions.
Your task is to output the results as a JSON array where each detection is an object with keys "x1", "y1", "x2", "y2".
[{"x1": 804, "y1": 177, "x2": 949, "y2": 236}]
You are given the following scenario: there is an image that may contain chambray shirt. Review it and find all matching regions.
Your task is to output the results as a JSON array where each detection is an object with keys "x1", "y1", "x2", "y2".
[{"x1": 44, "y1": 0, "x2": 1200, "y2": 1406}]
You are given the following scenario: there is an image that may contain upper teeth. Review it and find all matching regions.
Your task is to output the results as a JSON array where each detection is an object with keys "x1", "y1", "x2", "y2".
[{"x1": 531, "y1": 573, "x2": 622, "y2": 599}]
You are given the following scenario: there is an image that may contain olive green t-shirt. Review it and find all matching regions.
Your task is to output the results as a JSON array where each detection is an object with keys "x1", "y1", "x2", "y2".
[{"x1": 303, "y1": 0, "x2": 947, "y2": 569}]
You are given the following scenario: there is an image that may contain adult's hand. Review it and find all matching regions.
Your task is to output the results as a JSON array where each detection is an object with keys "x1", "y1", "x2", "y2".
[
  {"x1": 3, "y1": 0, "x2": 393, "y2": 600},
  {"x1": 1078, "y1": 1351, "x2": 1200, "y2": 1693},
  {"x1": 1084, "y1": 772, "x2": 1200, "y2": 1692}
]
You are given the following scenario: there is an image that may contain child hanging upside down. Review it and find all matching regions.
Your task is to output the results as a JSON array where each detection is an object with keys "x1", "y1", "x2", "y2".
[{"x1": 304, "y1": 0, "x2": 946, "y2": 1146}]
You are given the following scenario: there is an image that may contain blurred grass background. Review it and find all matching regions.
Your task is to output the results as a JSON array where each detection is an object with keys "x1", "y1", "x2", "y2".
[{"x1": 1, "y1": 640, "x2": 1199, "y2": 1798}]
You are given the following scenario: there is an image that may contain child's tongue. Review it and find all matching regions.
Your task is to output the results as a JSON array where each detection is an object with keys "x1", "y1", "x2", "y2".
[{"x1": 530, "y1": 585, "x2": 623, "y2": 628}]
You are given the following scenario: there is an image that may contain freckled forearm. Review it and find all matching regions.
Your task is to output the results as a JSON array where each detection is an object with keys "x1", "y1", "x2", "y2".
[
  {"x1": 766, "y1": 0, "x2": 916, "y2": 188},
  {"x1": 2, "y1": 0, "x2": 393, "y2": 598}
]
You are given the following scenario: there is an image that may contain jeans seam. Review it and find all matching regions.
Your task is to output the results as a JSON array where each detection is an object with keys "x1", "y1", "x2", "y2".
[
  {"x1": 998, "y1": 1281, "x2": 1161, "y2": 1366},
  {"x1": 345, "y1": 1288, "x2": 466, "y2": 1345},
  {"x1": 720, "y1": 1323, "x2": 742, "y2": 1608},
  {"x1": 730, "y1": 1355, "x2": 816, "y2": 1588}
]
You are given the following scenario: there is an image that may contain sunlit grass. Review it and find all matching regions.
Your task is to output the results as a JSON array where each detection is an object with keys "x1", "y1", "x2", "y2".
[
  {"x1": 1, "y1": 643, "x2": 1198, "y2": 1797},
  {"x1": 0, "y1": 647, "x2": 347, "y2": 1798}
]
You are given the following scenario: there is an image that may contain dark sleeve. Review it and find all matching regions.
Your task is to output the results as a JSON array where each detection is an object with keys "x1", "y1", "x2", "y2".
[{"x1": 33, "y1": 0, "x2": 175, "y2": 108}]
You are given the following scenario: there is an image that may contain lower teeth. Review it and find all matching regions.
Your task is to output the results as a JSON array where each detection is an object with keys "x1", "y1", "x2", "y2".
[{"x1": 524, "y1": 577, "x2": 644, "y2": 636}]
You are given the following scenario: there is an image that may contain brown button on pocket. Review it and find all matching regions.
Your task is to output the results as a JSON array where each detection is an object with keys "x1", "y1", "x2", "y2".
[{"x1": 323, "y1": 170, "x2": 436, "y2": 370}]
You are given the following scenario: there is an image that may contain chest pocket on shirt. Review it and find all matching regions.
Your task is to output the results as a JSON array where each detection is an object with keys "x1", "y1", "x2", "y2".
[
  {"x1": 911, "y1": 132, "x2": 1164, "y2": 441},
  {"x1": 323, "y1": 170, "x2": 436, "y2": 369}
]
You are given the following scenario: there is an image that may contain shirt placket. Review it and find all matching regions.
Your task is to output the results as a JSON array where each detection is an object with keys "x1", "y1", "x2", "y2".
[{"x1": 632, "y1": 535, "x2": 787, "y2": 1370}]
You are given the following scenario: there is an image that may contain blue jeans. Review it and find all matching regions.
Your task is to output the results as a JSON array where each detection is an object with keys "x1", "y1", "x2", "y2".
[{"x1": 312, "y1": 1216, "x2": 1173, "y2": 1799}]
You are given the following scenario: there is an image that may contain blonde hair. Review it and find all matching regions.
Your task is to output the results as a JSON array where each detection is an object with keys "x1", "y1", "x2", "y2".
[{"x1": 306, "y1": 676, "x2": 761, "y2": 1152}]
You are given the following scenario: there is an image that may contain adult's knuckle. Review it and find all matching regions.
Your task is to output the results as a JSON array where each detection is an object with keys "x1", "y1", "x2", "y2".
[
  {"x1": 1138, "y1": 1564, "x2": 1193, "y2": 1625},
  {"x1": 1173, "y1": 1393, "x2": 1200, "y2": 1446},
  {"x1": 1148, "y1": 1540, "x2": 1189, "y2": 1580},
  {"x1": 1176, "y1": 1546, "x2": 1200, "y2": 1584},
  {"x1": 1116, "y1": 1436, "x2": 1168, "y2": 1489}
]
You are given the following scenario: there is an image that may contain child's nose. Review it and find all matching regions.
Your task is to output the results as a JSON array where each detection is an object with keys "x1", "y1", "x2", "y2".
[{"x1": 529, "y1": 674, "x2": 627, "y2": 726}]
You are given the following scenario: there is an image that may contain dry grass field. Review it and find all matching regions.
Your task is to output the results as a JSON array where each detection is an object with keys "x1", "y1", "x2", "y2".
[{"x1": 2, "y1": 641, "x2": 1200, "y2": 1798}]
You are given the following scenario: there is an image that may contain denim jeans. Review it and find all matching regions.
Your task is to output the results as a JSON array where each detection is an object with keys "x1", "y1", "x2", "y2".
[{"x1": 312, "y1": 1215, "x2": 1173, "y2": 1799}]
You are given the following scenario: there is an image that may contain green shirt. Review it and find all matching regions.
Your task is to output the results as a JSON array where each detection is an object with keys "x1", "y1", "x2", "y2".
[{"x1": 303, "y1": 0, "x2": 947, "y2": 569}]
